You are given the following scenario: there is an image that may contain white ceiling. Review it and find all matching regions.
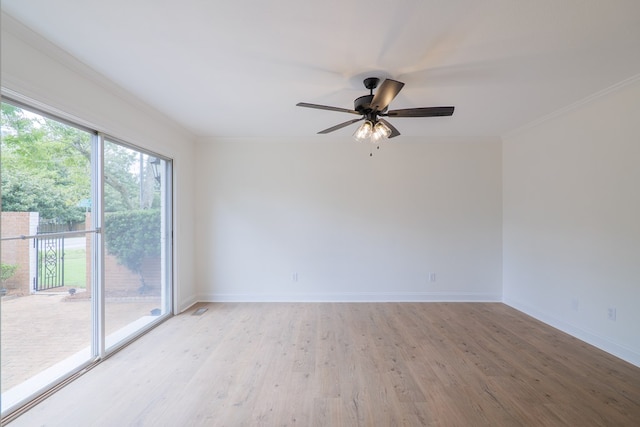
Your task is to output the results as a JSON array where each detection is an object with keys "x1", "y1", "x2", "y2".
[{"x1": 2, "y1": 0, "x2": 640, "y2": 139}]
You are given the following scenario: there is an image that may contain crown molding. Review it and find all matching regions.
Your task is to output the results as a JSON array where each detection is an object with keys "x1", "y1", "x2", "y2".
[
  {"x1": 1, "y1": 11, "x2": 194, "y2": 140},
  {"x1": 504, "y1": 73, "x2": 640, "y2": 140}
]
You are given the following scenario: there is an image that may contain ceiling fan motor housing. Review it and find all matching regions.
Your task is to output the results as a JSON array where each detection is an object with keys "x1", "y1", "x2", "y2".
[
  {"x1": 354, "y1": 95, "x2": 374, "y2": 114},
  {"x1": 363, "y1": 77, "x2": 380, "y2": 90}
]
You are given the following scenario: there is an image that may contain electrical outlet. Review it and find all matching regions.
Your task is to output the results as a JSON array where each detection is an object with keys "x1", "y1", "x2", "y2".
[
  {"x1": 429, "y1": 272, "x2": 436, "y2": 282},
  {"x1": 607, "y1": 307, "x2": 617, "y2": 321},
  {"x1": 291, "y1": 272, "x2": 298, "y2": 282}
]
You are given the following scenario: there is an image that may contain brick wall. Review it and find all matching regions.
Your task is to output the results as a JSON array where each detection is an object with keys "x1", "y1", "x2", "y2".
[{"x1": 1, "y1": 212, "x2": 38, "y2": 295}]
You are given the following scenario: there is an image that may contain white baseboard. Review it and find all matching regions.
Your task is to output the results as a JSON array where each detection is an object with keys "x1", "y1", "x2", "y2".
[
  {"x1": 196, "y1": 292, "x2": 502, "y2": 303},
  {"x1": 503, "y1": 297, "x2": 640, "y2": 368},
  {"x1": 177, "y1": 295, "x2": 199, "y2": 313}
]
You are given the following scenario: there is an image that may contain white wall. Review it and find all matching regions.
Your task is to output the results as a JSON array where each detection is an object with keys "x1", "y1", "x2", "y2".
[
  {"x1": 195, "y1": 137, "x2": 503, "y2": 302},
  {"x1": 503, "y1": 77, "x2": 640, "y2": 366},
  {"x1": 1, "y1": 13, "x2": 198, "y2": 312}
]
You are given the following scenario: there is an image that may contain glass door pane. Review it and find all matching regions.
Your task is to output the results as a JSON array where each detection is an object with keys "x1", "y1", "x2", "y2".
[
  {"x1": 1, "y1": 102, "x2": 94, "y2": 412},
  {"x1": 102, "y1": 140, "x2": 170, "y2": 351}
]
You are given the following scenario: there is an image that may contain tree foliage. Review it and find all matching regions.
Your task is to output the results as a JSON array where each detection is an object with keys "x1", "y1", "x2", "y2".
[
  {"x1": 104, "y1": 209, "x2": 161, "y2": 289},
  {"x1": 1, "y1": 264, "x2": 18, "y2": 283},
  {"x1": 103, "y1": 141, "x2": 140, "y2": 212},
  {"x1": 1, "y1": 103, "x2": 90, "y2": 223},
  {"x1": 1, "y1": 103, "x2": 155, "y2": 222}
]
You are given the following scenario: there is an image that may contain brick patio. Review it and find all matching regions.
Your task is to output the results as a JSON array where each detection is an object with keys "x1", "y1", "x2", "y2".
[{"x1": 1, "y1": 292, "x2": 161, "y2": 392}]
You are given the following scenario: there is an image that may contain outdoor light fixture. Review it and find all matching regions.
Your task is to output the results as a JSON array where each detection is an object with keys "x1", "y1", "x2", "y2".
[
  {"x1": 353, "y1": 120, "x2": 391, "y2": 143},
  {"x1": 150, "y1": 157, "x2": 161, "y2": 183}
]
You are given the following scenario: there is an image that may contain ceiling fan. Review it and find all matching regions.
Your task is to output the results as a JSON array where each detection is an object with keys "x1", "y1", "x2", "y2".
[{"x1": 296, "y1": 77, "x2": 454, "y2": 142}]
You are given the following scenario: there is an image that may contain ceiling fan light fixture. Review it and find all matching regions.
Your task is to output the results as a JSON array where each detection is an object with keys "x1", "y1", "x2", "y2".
[
  {"x1": 372, "y1": 121, "x2": 392, "y2": 141},
  {"x1": 297, "y1": 77, "x2": 455, "y2": 142},
  {"x1": 353, "y1": 120, "x2": 373, "y2": 141}
]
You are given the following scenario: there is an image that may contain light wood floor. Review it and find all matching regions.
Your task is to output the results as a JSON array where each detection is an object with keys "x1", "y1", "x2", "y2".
[{"x1": 7, "y1": 303, "x2": 640, "y2": 426}]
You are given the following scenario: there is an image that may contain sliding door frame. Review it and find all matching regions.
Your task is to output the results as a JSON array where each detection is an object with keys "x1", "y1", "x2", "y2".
[
  {"x1": 100, "y1": 134, "x2": 174, "y2": 356},
  {"x1": 0, "y1": 92, "x2": 174, "y2": 420}
]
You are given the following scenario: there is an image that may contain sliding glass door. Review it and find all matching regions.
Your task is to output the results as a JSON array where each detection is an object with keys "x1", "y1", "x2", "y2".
[
  {"x1": 103, "y1": 140, "x2": 171, "y2": 350},
  {"x1": 1, "y1": 103, "x2": 95, "y2": 412},
  {"x1": 0, "y1": 100, "x2": 173, "y2": 417}
]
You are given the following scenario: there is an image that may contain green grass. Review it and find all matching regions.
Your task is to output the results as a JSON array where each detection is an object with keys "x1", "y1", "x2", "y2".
[
  {"x1": 63, "y1": 248, "x2": 87, "y2": 288},
  {"x1": 36, "y1": 248, "x2": 87, "y2": 289}
]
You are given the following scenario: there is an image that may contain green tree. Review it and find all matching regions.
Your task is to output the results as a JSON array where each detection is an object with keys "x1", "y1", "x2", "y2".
[
  {"x1": 103, "y1": 141, "x2": 140, "y2": 212},
  {"x1": 1, "y1": 103, "x2": 90, "y2": 223},
  {"x1": 1, "y1": 103, "x2": 143, "y2": 222}
]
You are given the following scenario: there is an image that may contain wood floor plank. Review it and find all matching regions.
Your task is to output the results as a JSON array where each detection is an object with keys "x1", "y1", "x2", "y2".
[{"x1": 6, "y1": 303, "x2": 640, "y2": 426}]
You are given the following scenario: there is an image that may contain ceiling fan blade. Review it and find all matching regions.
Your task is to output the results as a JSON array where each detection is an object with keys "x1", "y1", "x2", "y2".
[
  {"x1": 386, "y1": 106, "x2": 455, "y2": 117},
  {"x1": 297, "y1": 102, "x2": 360, "y2": 115},
  {"x1": 317, "y1": 117, "x2": 364, "y2": 134},
  {"x1": 369, "y1": 79, "x2": 405, "y2": 112},
  {"x1": 378, "y1": 118, "x2": 401, "y2": 138}
]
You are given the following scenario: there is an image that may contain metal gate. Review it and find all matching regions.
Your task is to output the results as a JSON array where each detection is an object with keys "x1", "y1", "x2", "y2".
[{"x1": 35, "y1": 235, "x2": 65, "y2": 291}]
